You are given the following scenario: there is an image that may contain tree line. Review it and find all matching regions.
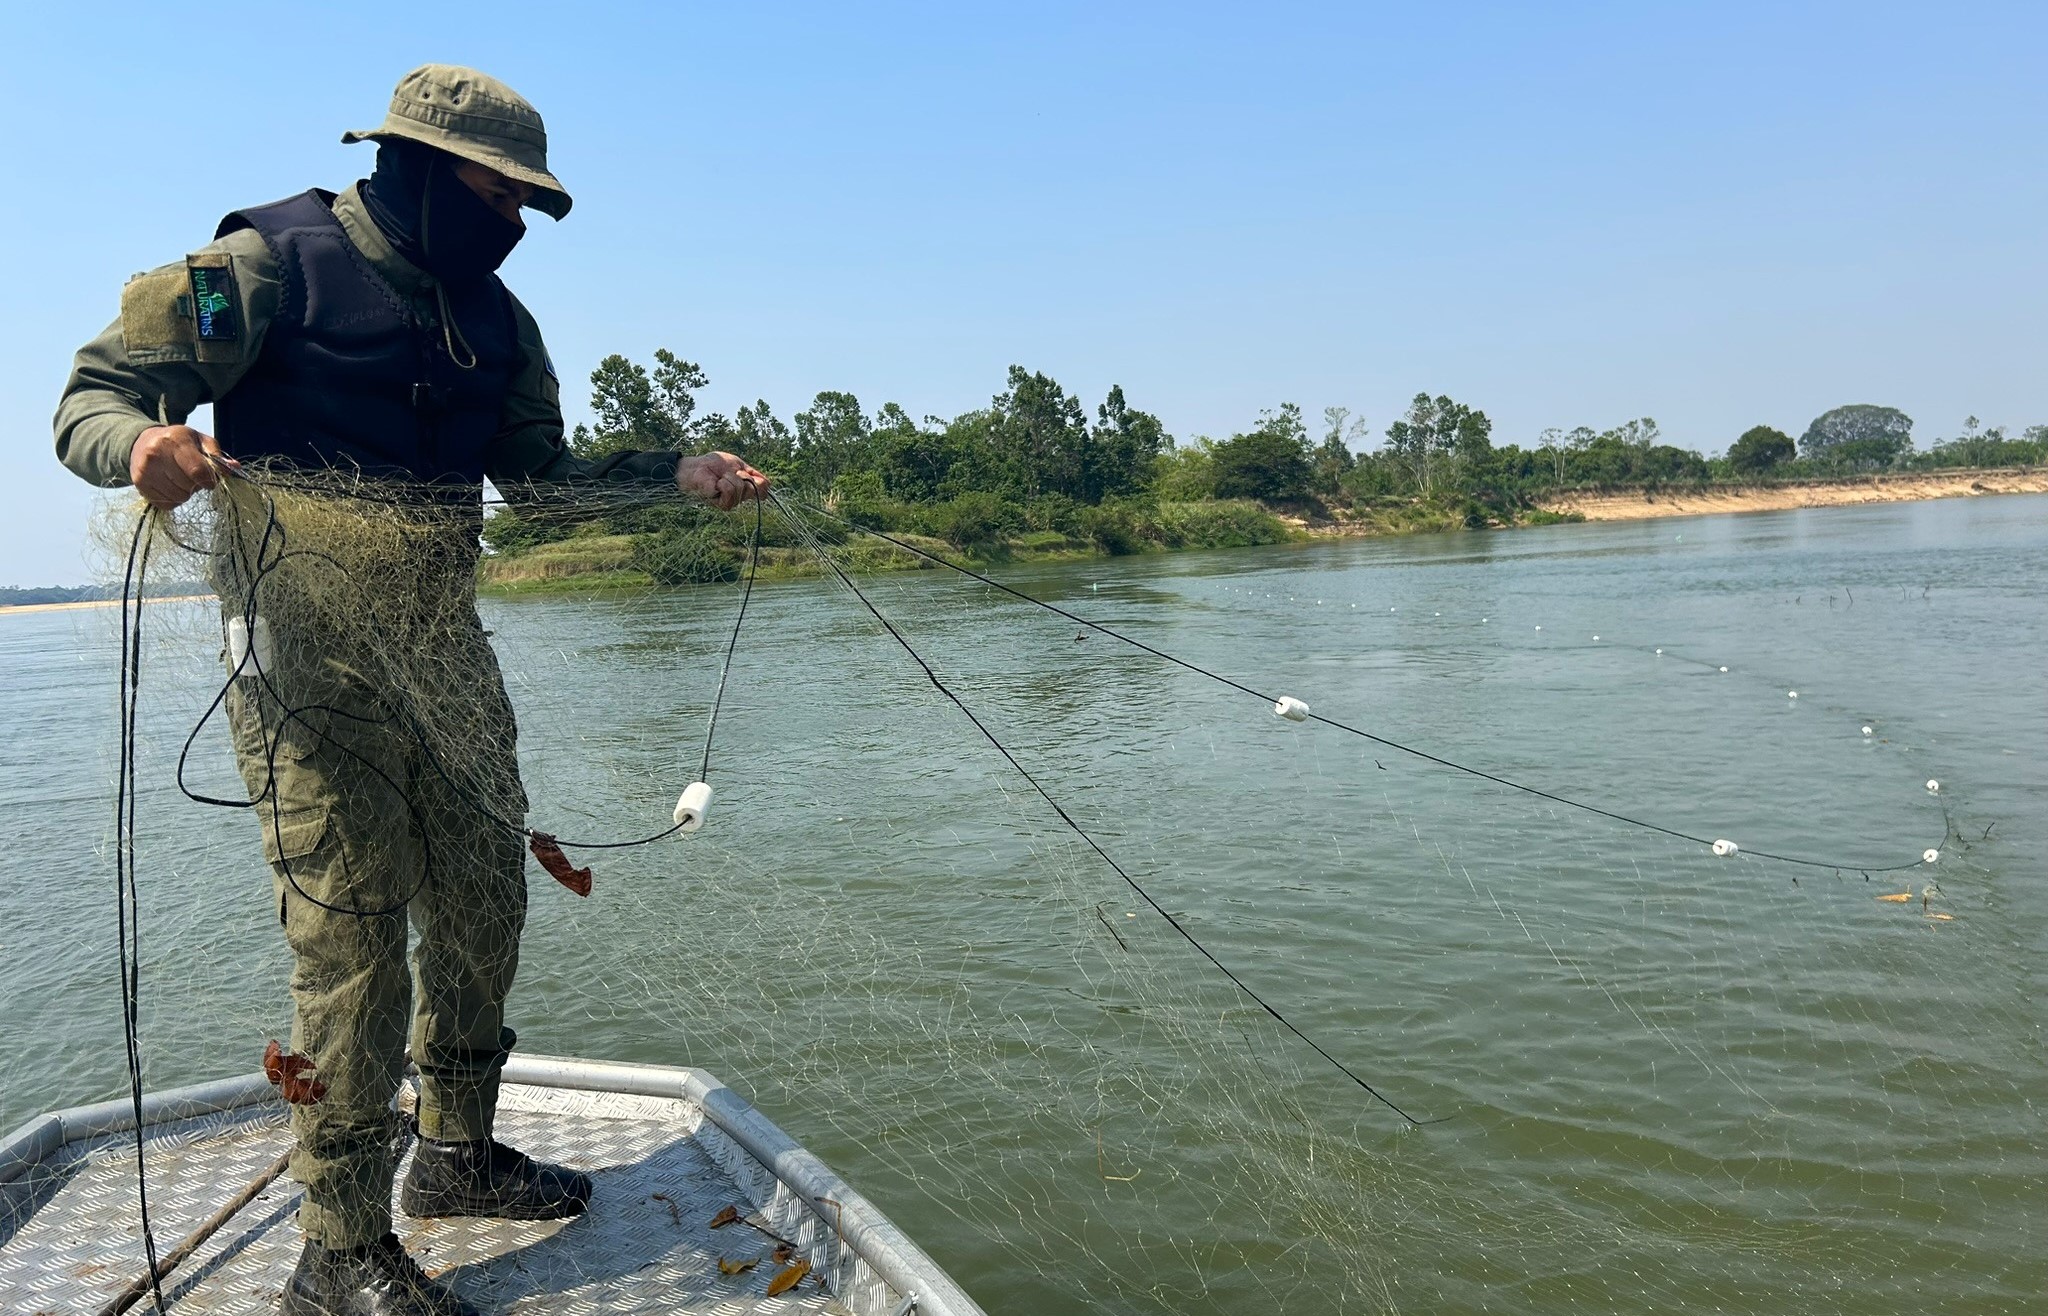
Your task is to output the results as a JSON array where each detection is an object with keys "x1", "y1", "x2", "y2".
[{"x1": 485, "y1": 351, "x2": 2046, "y2": 573}]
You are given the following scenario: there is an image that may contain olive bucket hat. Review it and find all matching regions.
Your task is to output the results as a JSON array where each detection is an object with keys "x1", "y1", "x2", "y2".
[{"x1": 342, "y1": 64, "x2": 572, "y2": 219}]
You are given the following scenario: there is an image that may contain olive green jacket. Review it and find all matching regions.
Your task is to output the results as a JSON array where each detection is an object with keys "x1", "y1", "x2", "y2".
[{"x1": 53, "y1": 184, "x2": 675, "y2": 492}]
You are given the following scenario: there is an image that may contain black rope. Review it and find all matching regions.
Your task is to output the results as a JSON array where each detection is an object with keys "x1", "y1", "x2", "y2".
[
  {"x1": 114, "y1": 512, "x2": 167, "y2": 1315},
  {"x1": 699, "y1": 496, "x2": 763, "y2": 785},
  {"x1": 781, "y1": 496, "x2": 1937, "y2": 875},
  {"x1": 778, "y1": 492, "x2": 1444, "y2": 1127}
]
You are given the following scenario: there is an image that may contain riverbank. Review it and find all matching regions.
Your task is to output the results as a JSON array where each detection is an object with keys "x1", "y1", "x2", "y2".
[
  {"x1": 1536, "y1": 467, "x2": 2046, "y2": 522},
  {"x1": 0, "y1": 594, "x2": 212, "y2": 616}
]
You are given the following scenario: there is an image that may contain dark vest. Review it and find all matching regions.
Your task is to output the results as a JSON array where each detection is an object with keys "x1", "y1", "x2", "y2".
[{"x1": 212, "y1": 189, "x2": 517, "y2": 488}]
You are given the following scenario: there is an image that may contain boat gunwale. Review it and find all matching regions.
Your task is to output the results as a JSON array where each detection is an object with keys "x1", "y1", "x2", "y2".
[{"x1": 0, "y1": 1054, "x2": 984, "y2": 1316}]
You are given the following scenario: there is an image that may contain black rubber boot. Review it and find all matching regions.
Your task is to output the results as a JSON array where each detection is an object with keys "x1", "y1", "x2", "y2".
[
  {"x1": 399, "y1": 1137, "x2": 592, "y2": 1222},
  {"x1": 278, "y1": 1233, "x2": 478, "y2": 1316}
]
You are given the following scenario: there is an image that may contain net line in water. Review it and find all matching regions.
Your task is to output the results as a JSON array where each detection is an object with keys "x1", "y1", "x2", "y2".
[
  {"x1": 772, "y1": 493, "x2": 1943, "y2": 877},
  {"x1": 85, "y1": 466, "x2": 2026, "y2": 1315}
]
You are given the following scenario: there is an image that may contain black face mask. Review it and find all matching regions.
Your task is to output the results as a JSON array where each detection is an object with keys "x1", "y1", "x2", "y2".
[{"x1": 360, "y1": 140, "x2": 524, "y2": 284}]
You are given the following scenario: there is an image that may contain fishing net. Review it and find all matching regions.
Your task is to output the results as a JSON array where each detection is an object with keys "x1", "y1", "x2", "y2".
[{"x1": 60, "y1": 466, "x2": 2044, "y2": 1314}]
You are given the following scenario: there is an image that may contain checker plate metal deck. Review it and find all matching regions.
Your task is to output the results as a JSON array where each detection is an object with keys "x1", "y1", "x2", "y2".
[{"x1": 0, "y1": 1057, "x2": 982, "y2": 1316}]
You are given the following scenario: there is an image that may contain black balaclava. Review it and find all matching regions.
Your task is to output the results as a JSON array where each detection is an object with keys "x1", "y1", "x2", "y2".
[{"x1": 360, "y1": 139, "x2": 525, "y2": 284}]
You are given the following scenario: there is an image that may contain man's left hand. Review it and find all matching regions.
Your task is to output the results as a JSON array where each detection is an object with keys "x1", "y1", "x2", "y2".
[{"x1": 676, "y1": 451, "x2": 770, "y2": 510}]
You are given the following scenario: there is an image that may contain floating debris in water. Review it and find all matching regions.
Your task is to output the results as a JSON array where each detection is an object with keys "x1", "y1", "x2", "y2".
[{"x1": 1877, "y1": 892, "x2": 1913, "y2": 903}]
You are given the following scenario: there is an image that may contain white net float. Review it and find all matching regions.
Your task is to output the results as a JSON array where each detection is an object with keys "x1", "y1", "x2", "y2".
[
  {"x1": 673, "y1": 781, "x2": 714, "y2": 832},
  {"x1": 1712, "y1": 839, "x2": 1738, "y2": 857},
  {"x1": 1273, "y1": 696, "x2": 1310, "y2": 722},
  {"x1": 1788, "y1": 691, "x2": 1798, "y2": 699},
  {"x1": 1719, "y1": 666, "x2": 1729, "y2": 673},
  {"x1": 224, "y1": 614, "x2": 274, "y2": 677},
  {"x1": 1925, "y1": 779, "x2": 1940, "y2": 794},
  {"x1": 1923, "y1": 849, "x2": 1940, "y2": 864},
  {"x1": 1862, "y1": 725, "x2": 1874, "y2": 735}
]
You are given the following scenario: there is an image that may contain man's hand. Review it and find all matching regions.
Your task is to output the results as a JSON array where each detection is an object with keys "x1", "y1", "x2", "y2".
[
  {"x1": 130, "y1": 425, "x2": 238, "y2": 509},
  {"x1": 676, "y1": 451, "x2": 770, "y2": 511}
]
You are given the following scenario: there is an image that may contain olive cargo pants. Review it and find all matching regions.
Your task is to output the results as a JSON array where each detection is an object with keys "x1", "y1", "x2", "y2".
[{"x1": 224, "y1": 594, "x2": 530, "y2": 1249}]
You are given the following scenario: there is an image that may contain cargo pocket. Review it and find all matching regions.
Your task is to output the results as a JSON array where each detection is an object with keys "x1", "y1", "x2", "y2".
[{"x1": 262, "y1": 805, "x2": 332, "y2": 868}]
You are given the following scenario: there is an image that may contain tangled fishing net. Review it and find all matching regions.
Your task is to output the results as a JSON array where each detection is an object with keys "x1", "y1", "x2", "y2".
[{"x1": 78, "y1": 464, "x2": 2041, "y2": 1314}]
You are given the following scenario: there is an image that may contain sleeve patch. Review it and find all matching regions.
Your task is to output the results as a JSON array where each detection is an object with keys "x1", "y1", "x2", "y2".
[
  {"x1": 120, "y1": 267, "x2": 198, "y2": 362},
  {"x1": 187, "y1": 254, "x2": 240, "y2": 341}
]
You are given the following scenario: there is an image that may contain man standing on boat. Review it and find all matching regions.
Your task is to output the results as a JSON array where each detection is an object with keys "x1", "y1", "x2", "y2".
[{"x1": 53, "y1": 65, "x2": 767, "y2": 1316}]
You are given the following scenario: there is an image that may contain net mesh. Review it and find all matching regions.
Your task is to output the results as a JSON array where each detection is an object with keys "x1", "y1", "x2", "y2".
[{"x1": 75, "y1": 468, "x2": 2042, "y2": 1314}]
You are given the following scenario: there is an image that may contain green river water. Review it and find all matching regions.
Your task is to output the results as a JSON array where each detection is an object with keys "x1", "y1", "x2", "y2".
[{"x1": 2, "y1": 494, "x2": 2042, "y2": 1312}]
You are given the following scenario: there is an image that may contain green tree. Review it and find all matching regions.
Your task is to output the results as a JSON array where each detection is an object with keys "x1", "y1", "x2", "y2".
[
  {"x1": 1090, "y1": 385, "x2": 1169, "y2": 500},
  {"x1": 1727, "y1": 425, "x2": 1795, "y2": 475},
  {"x1": 1154, "y1": 439, "x2": 1218, "y2": 500},
  {"x1": 1312, "y1": 406, "x2": 1363, "y2": 494},
  {"x1": 733, "y1": 400, "x2": 793, "y2": 466},
  {"x1": 926, "y1": 490, "x2": 1023, "y2": 553},
  {"x1": 872, "y1": 406, "x2": 977, "y2": 502},
  {"x1": 1384, "y1": 394, "x2": 1491, "y2": 494},
  {"x1": 572, "y1": 349, "x2": 707, "y2": 459},
  {"x1": 1602, "y1": 417, "x2": 1661, "y2": 449},
  {"x1": 1212, "y1": 404, "x2": 1313, "y2": 500},
  {"x1": 1799, "y1": 404, "x2": 1913, "y2": 468},
  {"x1": 792, "y1": 391, "x2": 871, "y2": 491},
  {"x1": 1452, "y1": 406, "x2": 1495, "y2": 485},
  {"x1": 1537, "y1": 426, "x2": 1572, "y2": 486},
  {"x1": 989, "y1": 367, "x2": 1091, "y2": 500}
]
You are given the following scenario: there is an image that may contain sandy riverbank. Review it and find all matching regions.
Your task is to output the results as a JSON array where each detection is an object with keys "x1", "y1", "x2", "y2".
[
  {"x1": 1539, "y1": 468, "x2": 2047, "y2": 523},
  {"x1": 0, "y1": 594, "x2": 213, "y2": 616}
]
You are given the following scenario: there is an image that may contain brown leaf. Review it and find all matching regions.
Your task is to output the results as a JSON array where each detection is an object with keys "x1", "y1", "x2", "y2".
[
  {"x1": 765, "y1": 1259, "x2": 811, "y2": 1296},
  {"x1": 1876, "y1": 892, "x2": 1914, "y2": 903},
  {"x1": 708, "y1": 1205, "x2": 741, "y2": 1230},
  {"x1": 772, "y1": 1242, "x2": 796, "y2": 1264},
  {"x1": 1925, "y1": 912, "x2": 1957, "y2": 922},
  {"x1": 717, "y1": 1256, "x2": 758, "y2": 1276},
  {"x1": 262, "y1": 1039, "x2": 326, "y2": 1105},
  {"x1": 529, "y1": 832, "x2": 593, "y2": 897}
]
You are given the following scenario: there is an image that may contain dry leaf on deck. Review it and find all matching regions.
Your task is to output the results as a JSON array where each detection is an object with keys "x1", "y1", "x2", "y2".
[
  {"x1": 766, "y1": 1259, "x2": 812, "y2": 1296},
  {"x1": 709, "y1": 1205, "x2": 741, "y2": 1230},
  {"x1": 717, "y1": 1257, "x2": 758, "y2": 1276},
  {"x1": 772, "y1": 1242, "x2": 795, "y2": 1264},
  {"x1": 262, "y1": 1039, "x2": 327, "y2": 1105}
]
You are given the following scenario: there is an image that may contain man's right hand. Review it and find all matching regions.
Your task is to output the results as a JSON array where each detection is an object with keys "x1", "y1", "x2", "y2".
[{"x1": 130, "y1": 425, "x2": 238, "y2": 509}]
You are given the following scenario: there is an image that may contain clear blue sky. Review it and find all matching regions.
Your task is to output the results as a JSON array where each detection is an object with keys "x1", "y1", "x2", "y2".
[{"x1": 6, "y1": 2, "x2": 2042, "y2": 585}]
